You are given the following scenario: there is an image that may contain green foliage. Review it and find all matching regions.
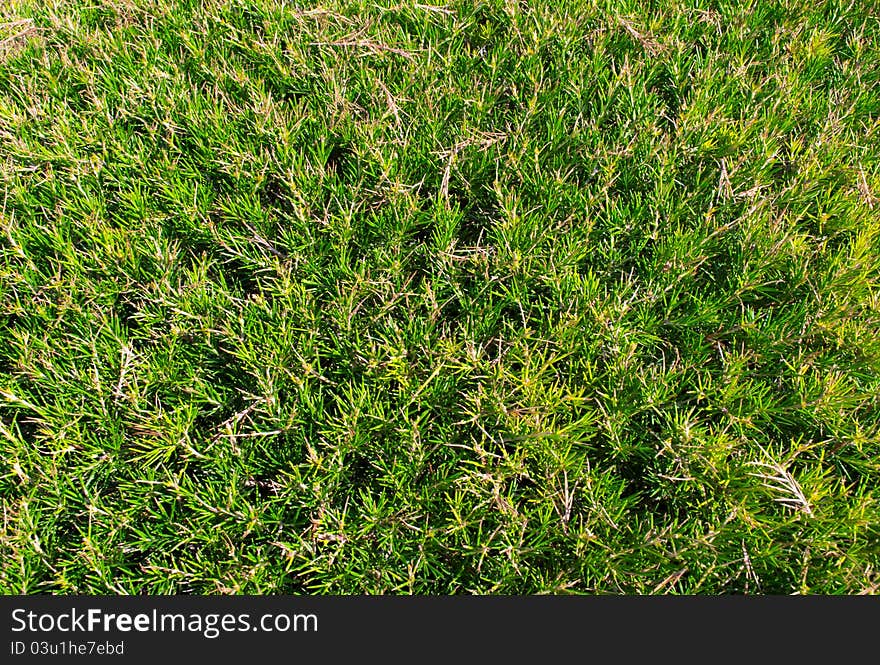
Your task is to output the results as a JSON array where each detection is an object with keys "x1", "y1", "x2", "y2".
[{"x1": 1, "y1": 0, "x2": 878, "y2": 593}]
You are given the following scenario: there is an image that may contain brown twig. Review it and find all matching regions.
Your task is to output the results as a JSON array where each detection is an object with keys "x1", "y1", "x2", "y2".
[
  {"x1": 0, "y1": 18, "x2": 37, "y2": 56},
  {"x1": 617, "y1": 16, "x2": 664, "y2": 56},
  {"x1": 311, "y1": 38, "x2": 417, "y2": 61}
]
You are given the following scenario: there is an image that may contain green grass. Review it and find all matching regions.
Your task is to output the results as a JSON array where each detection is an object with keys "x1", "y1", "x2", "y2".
[{"x1": 1, "y1": 0, "x2": 879, "y2": 594}]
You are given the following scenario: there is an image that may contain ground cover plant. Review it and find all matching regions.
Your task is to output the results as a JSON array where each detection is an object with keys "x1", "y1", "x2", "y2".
[{"x1": 0, "y1": 0, "x2": 878, "y2": 594}]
